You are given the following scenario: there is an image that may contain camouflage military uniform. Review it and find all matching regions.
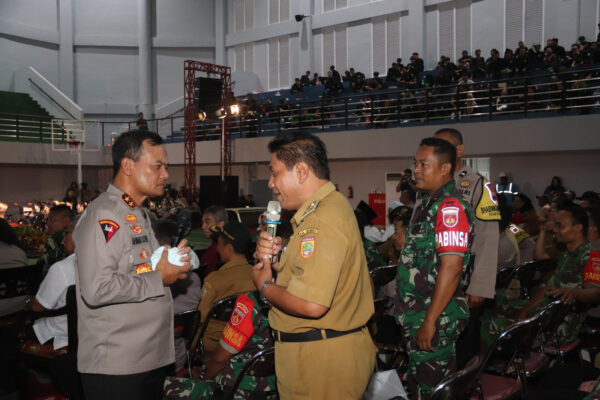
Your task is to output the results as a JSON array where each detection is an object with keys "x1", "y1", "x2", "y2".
[
  {"x1": 38, "y1": 229, "x2": 67, "y2": 276},
  {"x1": 364, "y1": 238, "x2": 387, "y2": 269},
  {"x1": 395, "y1": 181, "x2": 473, "y2": 398},
  {"x1": 481, "y1": 242, "x2": 595, "y2": 348},
  {"x1": 164, "y1": 292, "x2": 276, "y2": 400}
]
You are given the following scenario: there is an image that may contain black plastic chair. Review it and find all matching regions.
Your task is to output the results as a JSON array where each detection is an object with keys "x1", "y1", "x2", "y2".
[
  {"x1": 0, "y1": 263, "x2": 43, "y2": 302},
  {"x1": 370, "y1": 264, "x2": 397, "y2": 287},
  {"x1": 428, "y1": 355, "x2": 483, "y2": 400},
  {"x1": 537, "y1": 299, "x2": 582, "y2": 364},
  {"x1": 223, "y1": 346, "x2": 276, "y2": 400},
  {"x1": 495, "y1": 267, "x2": 515, "y2": 290},
  {"x1": 192, "y1": 294, "x2": 241, "y2": 365},
  {"x1": 174, "y1": 309, "x2": 200, "y2": 377}
]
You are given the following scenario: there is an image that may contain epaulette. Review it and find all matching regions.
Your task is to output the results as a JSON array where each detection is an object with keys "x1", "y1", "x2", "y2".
[{"x1": 298, "y1": 200, "x2": 320, "y2": 223}]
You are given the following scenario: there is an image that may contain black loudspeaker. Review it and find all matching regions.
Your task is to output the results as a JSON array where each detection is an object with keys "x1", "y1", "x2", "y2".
[
  {"x1": 195, "y1": 77, "x2": 223, "y2": 117},
  {"x1": 199, "y1": 175, "x2": 239, "y2": 209}
]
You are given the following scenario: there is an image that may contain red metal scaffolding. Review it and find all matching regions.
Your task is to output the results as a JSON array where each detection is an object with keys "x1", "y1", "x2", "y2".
[{"x1": 183, "y1": 60, "x2": 233, "y2": 198}]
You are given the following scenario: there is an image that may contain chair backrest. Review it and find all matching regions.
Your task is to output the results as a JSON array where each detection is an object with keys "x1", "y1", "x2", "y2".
[
  {"x1": 481, "y1": 316, "x2": 540, "y2": 375},
  {"x1": 370, "y1": 265, "x2": 397, "y2": 287},
  {"x1": 495, "y1": 267, "x2": 515, "y2": 290},
  {"x1": 0, "y1": 264, "x2": 43, "y2": 300},
  {"x1": 536, "y1": 299, "x2": 571, "y2": 334},
  {"x1": 428, "y1": 355, "x2": 484, "y2": 400},
  {"x1": 224, "y1": 346, "x2": 275, "y2": 400},
  {"x1": 174, "y1": 309, "x2": 200, "y2": 350},
  {"x1": 512, "y1": 261, "x2": 539, "y2": 298}
]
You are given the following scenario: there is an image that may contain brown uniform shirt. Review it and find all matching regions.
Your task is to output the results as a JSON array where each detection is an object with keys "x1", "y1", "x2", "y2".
[
  {"x1": 74, "y1": 184, "x2": 174, "y2": 374},
  {"x1": 269, "y1": 182, "x2": 374, "y2": 333},
  {"x1": 198, "y1": 257, "x2": 255, "y2": 352}
]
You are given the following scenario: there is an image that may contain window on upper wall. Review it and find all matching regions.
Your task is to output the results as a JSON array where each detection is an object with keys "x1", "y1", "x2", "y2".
[
  {"x1": 324, "y1": 0, "x2": 347, "y2": 12},
  {"x1": 234, "y1": 0, "x2": 254, "y2": 32},
  {"x1": 269, "y1": 0, "x2": 289, "y2": 24}
]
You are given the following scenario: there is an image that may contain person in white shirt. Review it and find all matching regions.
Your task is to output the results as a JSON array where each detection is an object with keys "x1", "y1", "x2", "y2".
[{"x1": 28, "y1": 221, "x2": 76, "y2": 349}]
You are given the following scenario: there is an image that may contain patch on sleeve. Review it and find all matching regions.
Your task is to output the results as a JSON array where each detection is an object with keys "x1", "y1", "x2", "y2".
[
  {"x1": 99, "y1": 219, "x2": 120, "y2": 243},
  {"x1": 298, "y1": 228, "x2": 319, "y2": 237},
  {"x1": 475, "y1": 182, "x2": 501, "y2": 221},
  {"x1": 300, "y1": 236, "x2": 315, "y2": 258},
  {"x1": 509, "y1": 224, "x2": 530, "y2": 243},
  {"x1": 583, "y1": 250, "x2": 600, "y2": 286},
  {"x1": 221, "y1": 294, "x2": 255, "y2": 353},
  {"x1": 435, "y1": 198, "x2": 470, "y2": 254}
]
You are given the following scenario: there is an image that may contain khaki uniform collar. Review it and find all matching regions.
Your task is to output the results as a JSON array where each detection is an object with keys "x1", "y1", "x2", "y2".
[
  {"x1": 220, "y1": 256, "x2": 250, "y2": 271},
  {"x1": 292, "y1": 181, "x2": 336, "y2": 226}
]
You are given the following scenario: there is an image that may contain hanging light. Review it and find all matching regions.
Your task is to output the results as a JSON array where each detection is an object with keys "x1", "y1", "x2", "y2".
[
  {"x1": 229, "y1": 104, "x2": 240, "y2": 116},
  {"x1": 197, "y1": 110, "x2": 207, "y2": 122},
  {"x1": 216, "y1": 107, "x2": 227, "y2": 119}
]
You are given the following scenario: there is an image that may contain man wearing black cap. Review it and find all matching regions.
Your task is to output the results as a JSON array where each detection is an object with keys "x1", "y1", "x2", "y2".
[{"x1": 195, "y1": 221, "x2": 256, "y2": 354}]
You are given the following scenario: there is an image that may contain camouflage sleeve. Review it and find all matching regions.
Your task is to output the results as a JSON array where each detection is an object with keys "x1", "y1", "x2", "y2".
[
  {"x1": 583, "y1": 250, "x2": 600, "y2": 288},
  {"x1": 467, "y1": 178, "x2": 499, "y2": 299},
  {"x1": 435, "y1": 197, "x2": 470, "y2": 256},
  {"x1": 219, "y1": 294, "x2": 255, "y2": 355}
]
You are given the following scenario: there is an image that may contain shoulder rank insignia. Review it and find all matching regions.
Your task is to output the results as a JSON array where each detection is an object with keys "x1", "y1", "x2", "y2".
[
  {"x1": 299, "y1": 200, "x2": 320, "y2": 222},
  {"x1": 99, "y1": 220, "x2": 119, "y2": 243},
  {"x1": 458, "y1": 170, "x2": 467, "y2": 178},
  {"x1": 122, "y1": 193, "x2": 137, "y2": 208},
  {"x1": 130, "y1": 224, "x2": 142, "y2": 234},
  {"x1": 125, "y1": 213, "x2": 137, "y2": 223},
  {"x1": 301, "y1": 236, "x2": 315, "y2": 258}
]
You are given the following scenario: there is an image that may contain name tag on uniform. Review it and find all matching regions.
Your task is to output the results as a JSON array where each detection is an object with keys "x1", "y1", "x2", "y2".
[{"x1": 132, "y1": 235, "x2": 149, "y2": 245}]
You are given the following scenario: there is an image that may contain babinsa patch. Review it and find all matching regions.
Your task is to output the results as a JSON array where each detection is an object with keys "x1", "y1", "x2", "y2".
[
  {"x1": 99, "y1": 220, "x2": 119, "y2": 243},
  {"x1": 441, "y1": 207, "x2": 459, "y2": 228},
  {"x1": 301, "y1": 236, "x2": 315, "y2": 258}
]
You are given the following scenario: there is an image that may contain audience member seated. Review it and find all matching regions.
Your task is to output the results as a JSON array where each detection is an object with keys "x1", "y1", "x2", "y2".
[
  {"x1": 365, "y1": 72, "x2": 383, "y2": 91},
  {"x1": 38, "y1": 205, "x2": 72, "y2": 275},
  {"x1": 378, "y1": 205, "x2": 412, "y2": 266},
  {"x1": 153, "y1": 218, "x2": 202, "y2": 373},
  {"x1": 544, "y1": 176, "x2": 566, "y2": 199},
  {"x1": 325, "y1": 71, "x2": 344, "y2": 97},
  {"x1": 354, "y1": 201, "x2": 387, "y2": 269},
  {"x1": 481, "y1": 202, "x2": 600, "y2": 348},
  {"x1": 329, "y1": 65, "x2": 341, "y2": 82},
  {"x1": 311, "y1": 72, "x2": 322, "y2": 86},
  {"x1": 0, "y1": 218, "x2": 29, "y2": 317},
  {"x1": 196, "y1": 222, "x2": 256, "y2": 354},
  {"x1": 290, "y1": 78, "x2": 303, "y2": 94},
  {"x1": 164, "y1": 291, "x2": 275, "y2": 399},
  {"x1": 200, "y1": 205, "x2": 228, "y2": 278},
  {"x1": 498, "y1": 204, "x2": 520, "y2": 270},
  {"x1": 299, "y1": 70, "x2": 311, "y2": 87},
  {"x1": 535, "y1": 198, "x2": 567, "y2": 261},
  {"x1": 520, "y1": 201, "x2": 546, "y2": 237}
]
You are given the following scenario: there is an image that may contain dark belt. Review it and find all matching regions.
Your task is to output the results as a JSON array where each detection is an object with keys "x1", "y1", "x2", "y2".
[{"x1": 272, "y1": 326, "x2": 364, "y2": 343}]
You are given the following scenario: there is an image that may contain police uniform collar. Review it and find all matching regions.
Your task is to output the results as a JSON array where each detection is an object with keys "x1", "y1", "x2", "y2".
[
  {"x1": 106, "y1": 184, "x2": 138, "y2": 208},
  {"x1": 292, "y1": 181, "x2": 336, "y2": 225}
]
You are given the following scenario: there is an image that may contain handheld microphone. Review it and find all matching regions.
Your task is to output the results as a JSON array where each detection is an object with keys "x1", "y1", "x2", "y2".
[
  {"x1": 172, "y1": 210, "x2": 192, "y2": 247},
  {"x1": 265, "y1": 201, "x2": 281, "y2": 262}
]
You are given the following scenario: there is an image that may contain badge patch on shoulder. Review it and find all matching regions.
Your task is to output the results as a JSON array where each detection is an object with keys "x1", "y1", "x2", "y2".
[
  {"x1": 130, "y1": 224, "x2": 142, "y2": 234},
  {"x1": 125, "y1": 213, "x2": 137, "y2": 223},
  {"x1": 99, "y1": 220, "x2": 119, "y2": 243},
  {"x1": 441, "y1": 207, "x2": 459, "y2": 228},
  {"x1": 135, "y1": 263, "x2": 152, "y2": 274},
  {"x1": 460, "y1": 180, "x2": 471, "y2": 188},
  {"x1": 301, "y1": 236, "x2": 315, "y2": 258}
]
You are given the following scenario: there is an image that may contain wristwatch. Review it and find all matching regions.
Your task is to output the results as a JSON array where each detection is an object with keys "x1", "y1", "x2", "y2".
[{"x1": 260, "y1": 281, "x2": 274, "y2": 305}]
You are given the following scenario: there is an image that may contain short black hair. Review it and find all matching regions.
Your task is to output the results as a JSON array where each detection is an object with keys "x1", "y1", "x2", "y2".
[
  {"x1": 152, "y1": 218, "x2": 178, "y2": 246},
  {"x1": 204, "y1": 205, "x2": 228, "y2": 224},
  {"x1": 268, "y1": 132, "x2": 330, "y2": 180},
  {"x1": 419, "y1": 137, "x2": 457, "y2": 175},
  {"x1": 434, "y1": 128, "x2": 463, "y2": 145},
  {"x1": 49, "y1": 204, "x2": 73, "y2": 220},
  {"x1": 587, "y1": 206, "x2": 600, "y2": 230},
  {"x1": 112, "y1": 130, "x2": 163, "y2": 177},
  {"x1": 0, "y1": 218, "x2": 18, "y2": 245},
  {"x1": 559, "y1": 201, "x2": 588, "y2": 236}
]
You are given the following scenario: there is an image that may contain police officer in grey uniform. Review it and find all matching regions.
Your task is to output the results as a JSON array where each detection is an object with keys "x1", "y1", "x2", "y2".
[
  {"x1": 434, "y1": 128, "x2": 500, "y2": 368},
  {"x1": 74, "y1": 130, "x2": 192, "y2": 400}
]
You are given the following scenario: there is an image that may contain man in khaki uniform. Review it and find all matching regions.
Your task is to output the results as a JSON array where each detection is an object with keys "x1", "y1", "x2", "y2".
[
  {"x1": 196, "y1": 221, "x2": 256, "y2": 353},
  {"x1": 253, "y1": 132, "x2": 376, "y2": 399},
  {"x1": 75, "y1": 130, "x2": 192, "y2": 400}
]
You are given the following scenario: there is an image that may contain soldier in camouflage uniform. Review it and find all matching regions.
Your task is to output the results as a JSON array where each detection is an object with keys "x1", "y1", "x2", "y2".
[
  {"x1": 395, "y1": 138, "x2": 474, "y2": 398},
  {"x1": 164, "y1": 291, "x2": 276, "y2": 400},
  {"x1": 481, "y1": 202, "x2": 600, "y2": 349},
  {"x1": 38, "y1": 205, "x2": 72, "y2": 275}
]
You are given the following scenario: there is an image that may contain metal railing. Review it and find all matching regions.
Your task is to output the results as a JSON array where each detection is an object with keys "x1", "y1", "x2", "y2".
[{"x1": 1, "y1": 67, "x2": 599, "y2": 145}]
